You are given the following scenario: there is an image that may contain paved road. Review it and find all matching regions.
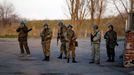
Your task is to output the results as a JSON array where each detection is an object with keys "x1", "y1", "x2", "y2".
[{"x1": 0, "y1": 38, "x2": 133, "y2": 75}]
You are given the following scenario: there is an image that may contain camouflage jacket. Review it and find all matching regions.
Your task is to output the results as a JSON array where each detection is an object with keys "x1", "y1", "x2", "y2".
[
  {"x1": 91, "y1": 30, "x2": 101, "y2": 44},
  {"x1": 65, "y1": 29, "x2": 76, "y2": 42},
  {"x1": 40, "y1": 28, "x2": 52, "y2": 41},
  {"x1": 57, "y1": 25, "x2": 67, "y2": 42},
  {"x1": 104, "y1": 30, "x2": 117, "y2": 48},
  {"x1": 16, "y1": 25, "x2": 32, "y2": 41}
]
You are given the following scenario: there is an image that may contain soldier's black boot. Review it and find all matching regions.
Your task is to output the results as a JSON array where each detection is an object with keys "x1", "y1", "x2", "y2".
[
  {"x1": 58, "y1": 53, "x2": 62, "y2": 59},
  {"x1": 47, "y1": 56, "x2": 50, "y2": 61},
  {"x1": 72, "y1": 58, "x2": 77, "y2": 63},
  {"x1": 42, "y1": 56, "x2": 47, "y2": 61},
  {"x1": 111, "y1": 56, "x2": 115, "y2": 62},
  {"x1": 64, "y1": 50, "x2": 67, "y2": 59},
  {"x1": 63, "y1": 56, "x2": 67, "y2": 59},
  {"x1": 89, "y1": 59, "x2": 94, "y2": 63},
  {"x1": 67, "y1": 58, "x2": 70, "y2": 63},
  {"x1": 106, "y1": 57, "x2": 111, "y2": 62}
]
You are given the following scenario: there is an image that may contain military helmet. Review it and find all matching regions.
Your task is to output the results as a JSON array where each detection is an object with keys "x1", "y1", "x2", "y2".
[
  {"x1": 108, "y1": 24, "x2": 113, "y2": 29},
  {"x1": 92, "y1": 25, "x2": 98, "y2": 30},
  {"x1": 20, "y1": 21, "x2": 26, "y2": 26},
  {"x1": 67, "y1": 24, "x2": 73, "y2": 28},
  {"x1": 58, "y1": 21, "x2": 64, "y2": 26},
  {"x1": 43, "y1": 23, "x2": 48, "y2": 27},
  {"x1": 20, "y1": 19, "x2": 28, "y2": 25}
]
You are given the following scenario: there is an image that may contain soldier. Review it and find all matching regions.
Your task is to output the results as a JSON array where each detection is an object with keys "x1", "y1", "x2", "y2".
[
  {"x1": 57, "y1": 22, "x2": 67, "y2": 59},
  {"x1": 40, "y1": 23, "x2": 52, "y2": 61},
  {"x1": 65, "y1": 25, "x2": 77, "y2": 63},
  {"x1": 16, "y1": 21, "x2": 32, "y2": 57},
  {"x1": 90, "y1": 25, "x2": 101, "y2": 64},
  {"x1": 104, "y1": 24, "x2": 118, "y2": 62}
]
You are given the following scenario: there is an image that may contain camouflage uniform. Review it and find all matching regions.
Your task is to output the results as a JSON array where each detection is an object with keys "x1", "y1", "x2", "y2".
[
  {"x1": 104, "y1": 25, "x2": 117, "y2": 62},
  {"x1": 90, "y1": 25, "x2": 101, "y2": 64},
  {"x1": 65, "y1": 25, "x2": 77, "y2": 63},
  {"x1": 16, "y1": 22, "x2": 32, "y2": 56},
  {"x1": 57, "y1": 22, "x2": 67, "y2": 59},
  {"x1": 41, "y1": 23, "x2": 52, "y2": 61}
]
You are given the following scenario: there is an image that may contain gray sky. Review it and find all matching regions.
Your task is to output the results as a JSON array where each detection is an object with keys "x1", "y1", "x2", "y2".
[
  {"x1": 0, "y1": 0, "x2": 128, "y2": 20},
  {"x1": 0, "y1": 0, "x2": 67, "y2": 20}
]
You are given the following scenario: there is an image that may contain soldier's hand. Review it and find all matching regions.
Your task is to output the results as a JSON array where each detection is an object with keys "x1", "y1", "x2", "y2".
[
  {"x1": 29, "y1": 28, "x2": 32, "y2": 31},
  {"x1": 116, "y1": 43, "x2": 119, "y2": 46}
]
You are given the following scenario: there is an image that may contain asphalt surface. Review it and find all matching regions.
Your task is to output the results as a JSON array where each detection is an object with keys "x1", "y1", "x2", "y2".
[{"x1": 0, "y1": 38, "x2": 133, "y2": 75}]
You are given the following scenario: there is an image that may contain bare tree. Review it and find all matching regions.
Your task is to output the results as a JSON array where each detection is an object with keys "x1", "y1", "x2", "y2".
[
  {"x1": 0, "y1": 1, "x2": 18, "y2": 27},
  {"x1": 66, "y1": 0, "x2": 88, "y2": 25},
  {"x1": 96, "y1": 0, "x2": 106, "y2": 25},
  {"x1": 109, "y1": 0, "x2": 131, "y2": 23},
  {"x1": 87, "y1": 0, "x2": 95, "y2": 25},
  {"x1": 119, "y1": 0, "x2": 129, "y2": 14},
  {"x1": 87, "y1": 0, "x2": 107, "y2": 25}
]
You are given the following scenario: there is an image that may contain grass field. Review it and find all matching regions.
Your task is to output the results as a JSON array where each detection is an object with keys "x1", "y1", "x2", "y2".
[{"x1": 0, "y1": 17, "x2": 125, "y2": 38}]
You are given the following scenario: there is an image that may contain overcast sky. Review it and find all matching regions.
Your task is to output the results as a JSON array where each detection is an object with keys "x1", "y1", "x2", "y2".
[{"x1": 0, "y1": 0, "x2": 128, "y2": 20}]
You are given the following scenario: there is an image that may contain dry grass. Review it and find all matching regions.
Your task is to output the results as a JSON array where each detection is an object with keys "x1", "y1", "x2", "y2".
[{"x1": 0, "y1": 18, "x2": 125, "y2": 38}]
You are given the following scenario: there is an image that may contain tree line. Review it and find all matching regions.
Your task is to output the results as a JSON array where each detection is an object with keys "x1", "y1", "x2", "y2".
[
  {"x1": 65, "y1": 0, "x2": 130, "y2": 26},
  {"x1": 0, "y1": 1, "x2": 20, "y2": 27}
]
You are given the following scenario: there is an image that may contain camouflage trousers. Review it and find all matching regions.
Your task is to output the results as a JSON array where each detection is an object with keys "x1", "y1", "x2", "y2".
[
  {"x1": 19, "y1": 41, "x2": 30, "y2": 54},
  {"x1": 106, "y1": 45, "x2": 115, "y2": 60},
  {"x1": 42, "y1": 40, "x2": 51, "y2": 57},
  {"x1": 66, "y1": 41, "x2": 76, "y2": 58},
  {"x1": 60, "y1": 41, "x2": 67, "y2": 57},
  {"x1": 91, "y1": 43, "x2": 100, "y2": 63}
]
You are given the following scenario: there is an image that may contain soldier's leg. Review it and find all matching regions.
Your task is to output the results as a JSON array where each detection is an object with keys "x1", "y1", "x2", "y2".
[
  {"x1": 90, "y1": 44, "x2": 95, "y2": 63},
  {"x1": 72, "y1": 48, "x2": 76, "y2": 58},
  {"x1": 66, "y1": 42, "x2": 70, "y2": 63},
  {"x1": 42, "y1": 42, "x2": 45, "y2": 57},
  {"x1": 63, "y1": 42, "x2": 67, "y2": 58},
  {"x1": 106, "y1": 45, "x2": 111, "y2": 61},
  {"x1": 72, "y1": 43, "x2": 77, "y2": 63},
  {"x1": 23, "y1": 41, "x2": 30, "y2": 55},
  {"x1": 45, "y1": 40, "x2": 51, "y2": 61},
  {"x1": 58, "y1": 42, "x2": 64, "y2": 59},
  {"x1": 111, "y1": 48, "x2": 115, "y2": 62},
  {"x1": 43, "y1": 43, "x2": 48, "y2": 61},
  {"x1": 94, "y1": 44, "x2": 100, "y2": 64},
  {"x1": 42, "y1": 42, "x2": 47, "y2": 61},
  {"x1": 19, "y1": 42, "x2": 24, "y2": 54}
]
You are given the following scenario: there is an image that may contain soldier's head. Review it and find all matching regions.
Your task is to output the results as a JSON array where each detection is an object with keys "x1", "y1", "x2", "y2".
[
  {"x1": 58, "y1": 21, "x2": 64, "y2": 27},
  {"x1": 67, "y1": 24, "x2": 73, "y2": 30},
  {"x1": 20, "y1": 21, "x2": 26, "y2": 27},
  {"x1": 44, "y1": 23, "x2": 49, "y2": 29},
  {"x1": 92, "y1": 25, "x2": 98, "y2": 31},
  {"x1": 108, "y1": 24, "x2": 113, "y2": 31}
]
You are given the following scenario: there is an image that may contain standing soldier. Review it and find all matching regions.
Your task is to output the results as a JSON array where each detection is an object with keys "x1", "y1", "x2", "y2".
[
  {"x1": 104, "y1": 24, "x2": 118, "y2": 62},
  {"x1": 16, "y1": 21, "x2": 32, "y2": 57},
  {"x1": 40, "y1": 23, "x2": 52, "y2": 61},
  {"x1": 65, "y1": 25, "x2": 77, "y2": 63},
  {"x1": 90, "y1": 25, "x2": 101, "y2": 64},
  {"x1": 57, "y1": 22, "x2": 67, "y2": 59}
]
